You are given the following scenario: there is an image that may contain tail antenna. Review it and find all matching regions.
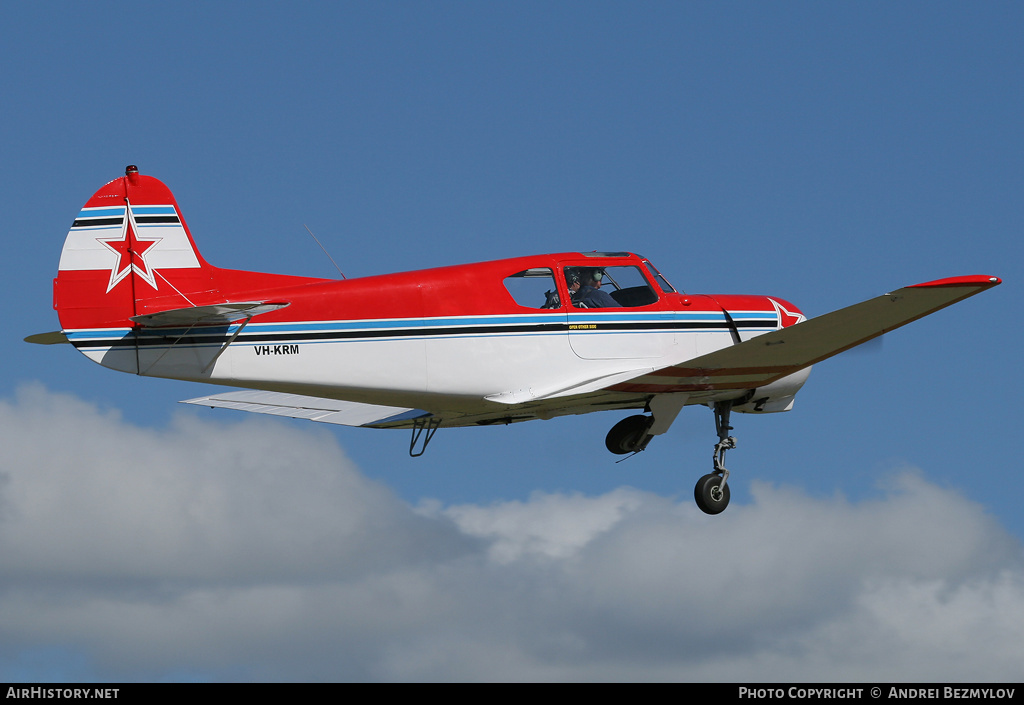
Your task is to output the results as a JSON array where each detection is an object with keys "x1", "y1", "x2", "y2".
[{"x1": 303, "y1": 224, "x2": 346, "y2": 279}]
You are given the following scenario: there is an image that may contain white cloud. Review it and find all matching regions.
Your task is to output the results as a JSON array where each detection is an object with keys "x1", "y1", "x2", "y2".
[
  {"x1": 1, "y1": 385, "x2": 1022, "y2": 682},
  {"x1": 429, "y1": 488, "x2": 648, "y2": 563}
]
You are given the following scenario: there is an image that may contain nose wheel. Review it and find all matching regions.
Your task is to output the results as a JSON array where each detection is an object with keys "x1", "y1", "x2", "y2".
[
  {"x1": 695, "y1": 472, "x2": 730, "y2": 514},
  {"x1": 694, "y1": 401, "x2": 736, "y2": 515}
]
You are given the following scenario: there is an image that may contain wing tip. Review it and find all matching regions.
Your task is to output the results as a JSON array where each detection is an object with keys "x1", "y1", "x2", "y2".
[{"x1": 908, "y1": 275, "x2": 1001, "y2": 289}]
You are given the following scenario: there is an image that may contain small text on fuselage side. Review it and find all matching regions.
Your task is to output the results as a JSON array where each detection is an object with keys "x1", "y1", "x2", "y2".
[{"x1": 254, "y1": 344, "x2": 299, "y2": 356}]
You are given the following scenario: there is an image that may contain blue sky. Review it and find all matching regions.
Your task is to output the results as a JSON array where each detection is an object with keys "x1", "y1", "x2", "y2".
[{"x1": 2, "y1": 2, "x2": 1021, "y2": 682}]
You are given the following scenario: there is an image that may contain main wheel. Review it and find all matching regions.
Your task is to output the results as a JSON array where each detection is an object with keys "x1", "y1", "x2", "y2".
[
  {"x1": 694, "y1": 473, "x2": 731, "y2": 515},
  {"x1": 605, "y1": 415, "x2": 652, "y2": 455}
]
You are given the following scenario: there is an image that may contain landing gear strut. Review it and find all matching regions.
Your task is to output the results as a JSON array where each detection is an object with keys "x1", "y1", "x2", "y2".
[{"x1": 694, "y1": 401, "x2": 735, "y2": 515}]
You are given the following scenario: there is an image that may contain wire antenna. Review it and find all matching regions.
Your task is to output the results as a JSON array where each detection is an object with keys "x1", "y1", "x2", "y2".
[{"x1": 304, "y1": 224, "x2": 346, "y2": 279}]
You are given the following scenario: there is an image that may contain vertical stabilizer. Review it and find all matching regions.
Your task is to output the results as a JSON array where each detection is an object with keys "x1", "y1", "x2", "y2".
[{"x1": 55, "y1": 165, "x2": 221, "y2": 332}]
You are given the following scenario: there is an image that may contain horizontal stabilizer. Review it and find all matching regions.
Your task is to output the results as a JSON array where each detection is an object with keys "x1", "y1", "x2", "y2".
[
  {"x1": 130, "y1": 301, "x2": 290, "y2": 328},
  {"x1": 614, "y1": 275, "x2": 1001, "y2": 394},
  {"x1": 24, "y1": 331, "x2": 69, "y2": 345},
  {"x1": 181, "y1": 390, "x2": 430, "y2": 429}
]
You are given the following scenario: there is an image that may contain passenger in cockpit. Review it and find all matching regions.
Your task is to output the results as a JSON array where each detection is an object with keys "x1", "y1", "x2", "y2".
[{"x1": 567, "y1": 268, "x2": 621, "y2": 308}]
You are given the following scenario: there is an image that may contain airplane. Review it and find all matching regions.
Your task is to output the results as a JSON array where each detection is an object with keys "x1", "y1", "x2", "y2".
[{"x1": 27, "y1": 165, "x2": 1001, "y2": 514}]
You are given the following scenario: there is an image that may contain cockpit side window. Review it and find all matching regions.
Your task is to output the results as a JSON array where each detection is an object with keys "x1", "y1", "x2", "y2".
[
  {"x1": 564, "y1": 265, "x2": 658, "y2": 308},
  {"x1": 503, "y1": 268, "x2": 561, "y2": 309}
]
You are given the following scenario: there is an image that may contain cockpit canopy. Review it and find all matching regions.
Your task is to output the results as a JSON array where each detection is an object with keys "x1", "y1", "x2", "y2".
[{"x1": 502, "y1": 254, "x2": 676, "y2": 310}]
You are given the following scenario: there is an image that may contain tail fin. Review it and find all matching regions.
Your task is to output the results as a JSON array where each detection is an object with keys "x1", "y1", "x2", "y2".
[
  {"x1": 54, "y1": 166, "x2": 329, "y2": 376},
  {"x1": 55, "y1": 165, "x2": 220, "y2": 332}
]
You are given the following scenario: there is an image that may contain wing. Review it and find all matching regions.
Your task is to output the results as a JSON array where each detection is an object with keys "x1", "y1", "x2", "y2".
[
  {"x1": 611, "y1": 275, "x2": 1001, "y2": 394},
  {"x1": 181, "y1": 390, "x2": 432, "y2": 429}
]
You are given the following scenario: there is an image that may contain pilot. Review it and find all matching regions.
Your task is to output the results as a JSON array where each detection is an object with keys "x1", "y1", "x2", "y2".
[
  {"x1": 568, "y1": 268, "x2": 621, "y2": 308},
  {"x1": 566, "y1": 269, "x2": 581, "y2": 297}
]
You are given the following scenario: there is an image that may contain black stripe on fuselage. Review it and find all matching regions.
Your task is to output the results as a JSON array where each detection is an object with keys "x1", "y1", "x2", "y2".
[{"x1": 69, "y1": 317, "x2": 779, "y2": 350}]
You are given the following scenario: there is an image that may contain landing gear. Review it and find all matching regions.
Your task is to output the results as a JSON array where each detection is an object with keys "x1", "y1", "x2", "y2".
[
  {"x1": 694, "y1": 401, "x2": 736, "y2": 515},
  {"x1": 408, "y1": 416, "x2": 441, "y2": 457},
  {"x1": 694, "y1": 473, "x2": 730, "y2": 514},
  {"x1": 603, "y1": 397, "x2": 739, "y2": 515},
  {"x1": 605, "y1": 414, "x2": 654, "y2": 455}
]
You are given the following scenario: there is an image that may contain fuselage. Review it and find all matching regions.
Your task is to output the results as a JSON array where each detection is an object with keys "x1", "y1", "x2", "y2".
[{"x1": 65, "y1": 250, "x2": 809, "y2": 420}]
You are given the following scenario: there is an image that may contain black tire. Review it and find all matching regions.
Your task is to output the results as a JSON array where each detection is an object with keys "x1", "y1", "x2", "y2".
[
  {"x1": 694, "y1": 473, "x2": 731, "y2": 515},
  {"x1": 605, "y1": 415, "x2": 651, "y2": 455}
]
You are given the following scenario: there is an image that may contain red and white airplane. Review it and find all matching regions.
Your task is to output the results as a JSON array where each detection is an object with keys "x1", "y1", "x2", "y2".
[{"x1": 28, "y1": 166, "x2": 1001, "y2": 514}]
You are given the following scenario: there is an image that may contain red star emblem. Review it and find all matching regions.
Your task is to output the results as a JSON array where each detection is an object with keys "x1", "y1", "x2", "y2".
[
  {"x1": 769, "y1": 298, "x2": 806, "y2": 328},
  {"x1": 95, "y1": 204, "x2": 163, "y2": 293}
]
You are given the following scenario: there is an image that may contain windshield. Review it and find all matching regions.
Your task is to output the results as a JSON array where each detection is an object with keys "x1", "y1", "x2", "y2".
[{"x1": 642, "y1": 259, "x2": 676, "y2": 293}]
